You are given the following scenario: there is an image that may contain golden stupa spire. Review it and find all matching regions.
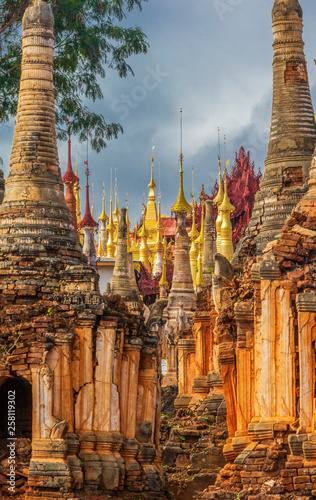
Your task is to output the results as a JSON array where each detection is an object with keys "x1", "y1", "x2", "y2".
[
  {"x1": 107, "y1": 167, "x2": 116, "y2": 258},
  {"x1": 139, "y1": 205, "x2": 151, "y2": 272},
  {"x1": 156, "y1": 181, "x2": 164, "y2": 247},
  {"x1": 214, "y1": 129, "x2": 225, "y2": 253},
  {"x1": 145, "y1": 145, "x2": 158, "y2": 240},
  {"x1": 126, "y1": 195, "x2": 131, "y2": 252},
  {"x1": 196, "y1": 242, "x2": 205, "y2": 290},
  {"x1": 219, "y1": 161, "x2": 234, "y2": 261},
  {"x1": 189, "y1": 168, "x2": 200, "y2": 241},
  {"x1": 99, "y1": 182, "x2": 109, "y2": 222},
  {"x1": 98, "y1": 182, "x2": 108, "y2": 257},
  {"x1": 130, "y1": 224, "x2": 140, "y2": 260},
  {"x1": 171, "y1": 109, "x2": 192, "y2": 214},
  {"x1": 213, "y1": 129, "x2": 224, "y2": 206},
  {"x1": 148, "y1": 146, "x2": 157, "y2": 200},
  {"x1": 113, "y1": 167, "x2": 120, "y2": 230},
  {"x1": 197, "y1": 199, "x2": 205, "y2": 250}
]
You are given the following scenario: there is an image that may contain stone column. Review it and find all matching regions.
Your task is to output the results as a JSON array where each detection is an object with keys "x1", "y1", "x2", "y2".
[
  {"x1": 29, "y1": 366, "x2": 72, "y2": 490},
  {"x1": 296, "y1": 291, "x2": 316, "y2": 431},
  {"x1": 253, "y1": 257, "x2": 295, "y2": 442},
  {"x1": 93, "y1": 325, "x2": 120, "y2": 490},
  {"x1": 136, "y1": 351, "x2": 162, "y2": 491},
  {"x1": 73, "y1": 326, "x2": 99, "y2": 486},
  {"x1": 259, "y1": 259, "x2": 280, "y2": 419},
  {"x1": 232, "y1": 302, "x2": 254, "y2": 455},
  {"x1": 192, "y1": 316, "x2": 209, "y2": 397},
  {"x1": 120, "y1": 339, "x2": 143, "y2": 485},
  {"x1": 175, "y1": 338, "x2": 195, "y2": 408},
  {"x1": 111, "y1": 322, "x2": 125, "y2": 489},
  {"x1": 46, "y1": 335, "x2": 74, "y2": 433}
]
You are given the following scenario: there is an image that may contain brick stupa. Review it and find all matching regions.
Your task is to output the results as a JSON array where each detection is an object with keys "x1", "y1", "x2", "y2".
[
  {"x1": 240, "y1": 0, "x2": 316, "y2": 254},
  {"x1": 0, "y1": 1, "x2": 163, "y2": 498}
]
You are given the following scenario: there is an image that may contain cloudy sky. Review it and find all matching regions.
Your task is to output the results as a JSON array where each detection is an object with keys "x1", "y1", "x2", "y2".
[{"x1": 1, "y1": 0, "x2": 316, "y2": 226}]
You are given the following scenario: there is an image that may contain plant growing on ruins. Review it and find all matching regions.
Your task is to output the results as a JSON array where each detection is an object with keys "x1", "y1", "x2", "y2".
[{"x1": 0, "y1": 0, "x2": 148, "y2": 151}]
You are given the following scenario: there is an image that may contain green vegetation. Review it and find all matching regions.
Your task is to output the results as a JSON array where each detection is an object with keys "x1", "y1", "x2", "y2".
[{"x1": 0, "y1": 0, "x2": 148, "y2": 151}]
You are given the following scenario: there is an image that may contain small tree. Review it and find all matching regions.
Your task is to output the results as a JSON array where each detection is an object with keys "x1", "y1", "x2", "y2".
[{"x1": 0, "y1": 0, "x2": 148, "y2": 151}]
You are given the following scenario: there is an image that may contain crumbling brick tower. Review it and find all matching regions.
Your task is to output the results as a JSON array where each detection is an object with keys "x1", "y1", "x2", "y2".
[
  {"x1": 244, "y1": 0, "x2": 316, "y2": 253},
  {"x1": 0, "y1": 1, "x2": 163, "y2": 499}
]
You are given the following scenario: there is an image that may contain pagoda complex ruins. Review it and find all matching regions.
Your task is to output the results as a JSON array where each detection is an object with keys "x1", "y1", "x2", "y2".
[
  {"x1": 0, "y1": 1, "x2": 163, "y2": 498},
  {"x1": 3, "y1": 0, "x2": 316, "y2": 499}
]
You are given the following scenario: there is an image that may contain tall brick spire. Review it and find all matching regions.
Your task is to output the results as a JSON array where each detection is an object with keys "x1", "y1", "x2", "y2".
[
  {"x1": 248, "y1": 0, "x2": 316, "y2": 253},
  {"x1": 0, "y1": 0, "x2": 82, "y2": 256}
]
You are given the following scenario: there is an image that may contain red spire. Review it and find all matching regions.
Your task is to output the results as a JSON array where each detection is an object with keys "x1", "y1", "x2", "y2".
[
  {"x1": 78, "y1": 166, "x2": 98, "y2": 229},
  {"x1": 62, "y1": 135, "x2": 79, "y2": 184}
]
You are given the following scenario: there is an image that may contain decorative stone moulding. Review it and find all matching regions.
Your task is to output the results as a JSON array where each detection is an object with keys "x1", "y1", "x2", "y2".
[
  {"x1": 207, "y1": 371, "x2": 224, "y2": 389},
  {"x1": 192, "y1": 375, "x2": 209, "y2": 393},
  {"x1": 289, "y1": 433, "x2": 308, "y2": 457},
  {"x1": 296, "y1": 289, "x2": 316, "y2": 312},
  {"x1": 223, "y1": 441, "x2": 237, "y2": 462},
  {"x1": 259, "y1": 255, "x2": 280, "y2": 280}
]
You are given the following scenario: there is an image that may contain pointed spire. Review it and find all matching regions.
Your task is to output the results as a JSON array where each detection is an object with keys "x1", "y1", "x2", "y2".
[
  {"x1": 148, "y1": 146, "x2": 157, "y2": 200},
  {"x1": 219, "y1": 163, "x2": 234, "y2": 262},
  {"x1": 196, "y1": 242, "x2": 205, "y2": 290},
  {"x1": 99, "y1": 183, "x2": 109, "y2": 222},
  {"x1": 189, "y1": 169, "x2": 200, "y2": 241},
  {"x1": 74, "y1": 145, "x2": 82, "y2": 226},
  {"x1": 188, "y1": 202, "x2": 200, "y2": 241},
  {"x1": 171, "y1": 109, "x2": 192, "y2": 214},
  {"x1": 62, "y1": 127, "x2": 79, "y2": 184},
  {"x1": 130, "y1": 224, "x2": 140, "y2": 260},
  {"x1": 77, "y1": 166, "x2": 98, "y2": 229},
  {"x1": 113, "y1": 168, "x2": 120, "y2": 227},
  {"x1": 219, "y1": 163, "x2": 234, "y2": 213},
  {"x1": 107, "y1": 169, "x2": 116, "y2": 258},
  {"x1": 139, "y1": 207, "x2": 151, "y2": 272},
  {"x1": 213, "y1": 159, "x2": 224, "y2": 206},
  {"x1": 126, "y1": 197, "x2": 131, "y2": 252},
  {"x1": 98, "y1": 183, "x2": 108, "y2": 258},
  {"x1": 62, "y1": 124, "x2": 79, "y2": 234}
]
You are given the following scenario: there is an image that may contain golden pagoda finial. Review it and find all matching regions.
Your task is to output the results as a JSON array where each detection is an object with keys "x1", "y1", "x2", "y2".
[
  {"x1": 126, "y1": 195, "x2": 131, "y2": 252},
  {"x1": 213, "y1": 157, "x2": 224, "y2": 206},
  {"x1": 130, "y1": 224, "x2": 140, "y2": 260},
  {"x1": 113, "y1": 167, "x2": 120, "y2": 222},
  {"x1": 196, "y1": 198, "x2": 205, "y2": 250},
  {"x1": 139, "y1": 205, "x2": 151, "y2": 272},
  {"x1": 106, "y1": 168, "x2": 115, "y2": 258},
  {"x1": 219, "y1": 161, "x2": 234, "y2": 212},
  {"x1": 159, "y1": 237, "x2": 169, "y2": 290},
  {"x1": 148, "y1": 146, "x2": 157, "y2": 200},
  {"x1": 219, "y1": 161, "x2": 234, "y2": 261},
  {"x1": 98, "y1": 182, "x2": 108, "y2": 222},
  {"x1": 196, "y1": 242, "x2": 205, "y2": 290},
  {"x1": 98, "y1": 182, "x2": 109, "y2": 257},
  {"x1": 171, "y1": 109, "x2": 192, "y2": 214},
  {"x1": 188, "y1": 200, "x2": 200, "y2": 241}
]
